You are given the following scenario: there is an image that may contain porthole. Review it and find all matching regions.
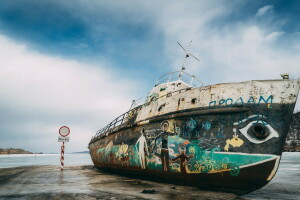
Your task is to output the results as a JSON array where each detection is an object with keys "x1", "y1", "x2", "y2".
[{"x1": 191, "y1": 98, "x2": 197, "y2": 104}]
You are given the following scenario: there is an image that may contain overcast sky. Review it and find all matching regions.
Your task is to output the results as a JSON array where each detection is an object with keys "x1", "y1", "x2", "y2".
[{"x1": 0, "y1": 0, "x2": 300, "y2": 153}]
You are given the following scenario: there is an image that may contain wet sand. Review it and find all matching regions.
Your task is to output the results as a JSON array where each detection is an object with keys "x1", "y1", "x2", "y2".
[{"x1": 0, "y1": 165, "x2": 244, "y2": 200}]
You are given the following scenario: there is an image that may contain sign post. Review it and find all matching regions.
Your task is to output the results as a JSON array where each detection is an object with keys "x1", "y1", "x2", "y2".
[{"x1": 58, "y1": 126, "x2": 70, "y2": 171}]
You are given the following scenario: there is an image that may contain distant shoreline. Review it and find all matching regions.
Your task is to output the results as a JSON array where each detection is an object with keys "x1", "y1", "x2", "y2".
[
  {"x1": 0, "y1": 148, "x2": 34, "y2": 155},
  {"x1": 284, "y1": 145, "x2": 300, "y2": 152}
]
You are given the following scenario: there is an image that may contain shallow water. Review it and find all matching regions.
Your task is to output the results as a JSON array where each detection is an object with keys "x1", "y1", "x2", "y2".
[
  {"x1": 0, "y1": 152, "x2": 299, "y2": 199},
  {"x1": 0, "y1": 153, "x2": 93, "y2": 168}
]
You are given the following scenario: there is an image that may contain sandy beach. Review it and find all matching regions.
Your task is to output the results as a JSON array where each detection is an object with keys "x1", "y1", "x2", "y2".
[{"x1": 0, "y1": 165, "x2": 243, "y2": 200}]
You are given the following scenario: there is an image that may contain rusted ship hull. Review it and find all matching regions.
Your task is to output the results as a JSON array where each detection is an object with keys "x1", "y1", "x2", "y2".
[{"x1": 89, "y1": 78, "x2": 300, "y2": 194}]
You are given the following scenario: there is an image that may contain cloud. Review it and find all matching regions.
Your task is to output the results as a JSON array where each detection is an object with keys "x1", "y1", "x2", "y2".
[
  {"x1": 264, "y1": 31, "x2": 284, "y2": 42},
  {"x1": 129, "y1": 2, "x2": 299, "y2": 80},
  {"x1": 0, "y1": 35, "x2": 139, "y2": 152},
  {"x1": 0, "y1": 0, "x2": 166, "y2": 72},
  {"x1": 256, "y1": 5, "x2": 274, "y2": 17}
]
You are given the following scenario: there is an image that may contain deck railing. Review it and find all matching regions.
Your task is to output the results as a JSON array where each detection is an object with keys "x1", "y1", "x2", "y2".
[
  {"x1": 90, "y1": 106, "x2": 141, "y2": 142},
  {"x1": 155, "y1": 71, "x2": 203, "y2": 88}
]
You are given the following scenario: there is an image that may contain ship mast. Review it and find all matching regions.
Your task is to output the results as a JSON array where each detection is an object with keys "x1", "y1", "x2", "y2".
[{"x1": 177, "y1": 40, "x2": 200, "y2": 82}]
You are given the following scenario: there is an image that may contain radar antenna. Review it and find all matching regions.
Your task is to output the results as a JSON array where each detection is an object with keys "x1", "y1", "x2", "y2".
[{"x1": 177, "y1": 40, "x2": 199, "y2": 72}]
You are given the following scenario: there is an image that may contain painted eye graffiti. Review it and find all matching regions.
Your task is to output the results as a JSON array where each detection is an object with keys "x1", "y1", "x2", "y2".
[
  {"x1": 233, "y1": 115, "x2": 279, "y2": 144},
  {"x1": 251, "y1": 124, "x2": 269, "y2": 139}
]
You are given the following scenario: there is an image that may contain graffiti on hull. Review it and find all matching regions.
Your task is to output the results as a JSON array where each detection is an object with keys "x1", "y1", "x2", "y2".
[
  {"x1": 209, "y1": 95, "x2": 273, "y2": 108},
  {"x1": 95, "y1": 110, "x2": 283, "y2": 177}
]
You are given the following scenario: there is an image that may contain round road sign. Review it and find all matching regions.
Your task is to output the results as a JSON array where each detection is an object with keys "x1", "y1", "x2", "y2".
[{"x1": 59, "y1": 126, "x2": 70, "y2": 137}]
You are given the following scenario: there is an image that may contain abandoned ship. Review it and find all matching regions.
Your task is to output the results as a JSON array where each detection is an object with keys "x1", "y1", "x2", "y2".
[{"x1": 88, "y1": 43, "x2": 300, "y2": 194}]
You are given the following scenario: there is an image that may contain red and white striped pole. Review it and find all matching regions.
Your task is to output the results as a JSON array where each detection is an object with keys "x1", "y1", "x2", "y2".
[
  {"x1": 58, "y1": 126, "x2": 70, "y2": 171},
  {"x1": 60, "y1": 142, "x2": 65, "y2": 171}
]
